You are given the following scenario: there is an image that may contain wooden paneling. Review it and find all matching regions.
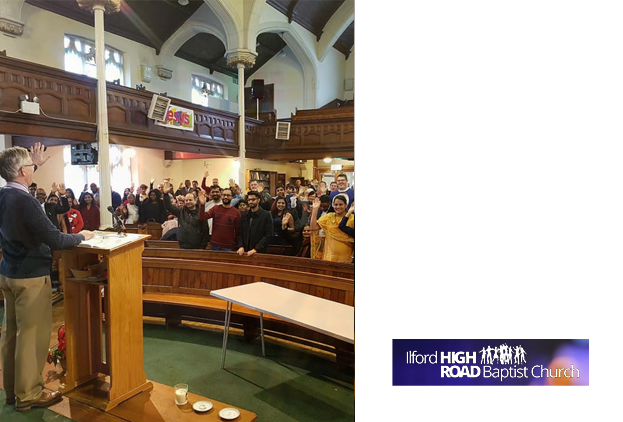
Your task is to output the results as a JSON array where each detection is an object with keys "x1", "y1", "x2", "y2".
[
  {"x1": 0, "y1": 55, "x2": 353, "y2": 160},
  {"x1": 106, "y1": 85, "x2": 239, "y2": 156},
  {"x1": 142, "y1": 258, "x2": 354, "y2": 306},
  {"x1": 142, "y1": 247, "x2": 355, "y2": 280}
]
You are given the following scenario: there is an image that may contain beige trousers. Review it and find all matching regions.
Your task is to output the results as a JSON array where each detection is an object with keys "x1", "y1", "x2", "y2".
[{"x1": 0, "y1": 274, "x2": 52, "y2": 403}]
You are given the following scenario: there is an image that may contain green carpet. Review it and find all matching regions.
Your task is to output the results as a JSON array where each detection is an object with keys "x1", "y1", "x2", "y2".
[
  {"x1": 0, "y1": 318, "x2": 354, "y2": 422},
  {"x1": 142, "y1": 323, "x2": 355, "y2": 422}
]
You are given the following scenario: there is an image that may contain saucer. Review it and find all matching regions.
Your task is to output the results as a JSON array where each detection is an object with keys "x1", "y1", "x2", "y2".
[
  {"x1": 193, "y1": 401, "x2": 213, "y2": 413},
  {"x1": 219, "y1": 407, "x2": 240, "y2": 420}
]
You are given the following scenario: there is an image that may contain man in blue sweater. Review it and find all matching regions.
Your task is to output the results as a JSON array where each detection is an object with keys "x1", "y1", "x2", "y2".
[{"x1": 0, "y1": 143, "x2": 94, "y2": 412}]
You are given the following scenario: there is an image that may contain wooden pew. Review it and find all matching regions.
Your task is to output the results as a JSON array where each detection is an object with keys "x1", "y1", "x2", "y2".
[
  {"x1": 144, "y1": 240, "x2": 295, "y2": 256},
  {"x1": 142, "y1": 256, "x2": 354, "y2": 364},
  {"x1": 143, "y1": 248, "x2": 355, "y2": 280}
]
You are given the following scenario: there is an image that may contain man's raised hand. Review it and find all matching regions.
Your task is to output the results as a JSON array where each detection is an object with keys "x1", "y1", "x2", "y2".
[{"x1": 29, "y1": 142, "x2": 50, "y2": 167}]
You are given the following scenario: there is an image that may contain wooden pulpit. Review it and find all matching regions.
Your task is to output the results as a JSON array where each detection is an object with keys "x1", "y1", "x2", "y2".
[{"x1": 60, "y1": 233, "x2": 152, "y2": 411}]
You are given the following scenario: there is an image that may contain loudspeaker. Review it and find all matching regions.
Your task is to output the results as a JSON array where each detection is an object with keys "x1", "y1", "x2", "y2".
[{"x1": 251, "y1": 79, "x2": 265, "y2": 100}]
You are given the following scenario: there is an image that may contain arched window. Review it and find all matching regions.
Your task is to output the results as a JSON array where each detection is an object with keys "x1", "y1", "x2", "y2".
[
  {"x1": 191, "y1": 74, "x2": 224, "y2": 107},
  {"x1": 64, "y1": 35, "x2": 124, "y2": 83}
]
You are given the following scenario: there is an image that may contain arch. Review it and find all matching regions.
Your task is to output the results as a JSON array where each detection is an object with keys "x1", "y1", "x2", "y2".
[
  {"x1": 0, "y1": 0, "x2": 25, "y2": 18},
  {"x1": 159, "y1": 22, "x2": 227, "y2": 59},
  {"x1": 0, "y1": 0, "x2": 25, "y2": 29},
  {"x1": 158, "y1": 0, "x2": 240, "y2": 60},
  {"x1": 316, "y1": 0, "x2": 354, "y2": 62},
  {"x1": 207, "y1": 0, "x2": 242, "y2": 51},
  {"x1": 257, "y1": 21, "x2": 318, "y2": 109},
  {"x1": 242, "y1": 0, "x2": 266, "y2": 51}
]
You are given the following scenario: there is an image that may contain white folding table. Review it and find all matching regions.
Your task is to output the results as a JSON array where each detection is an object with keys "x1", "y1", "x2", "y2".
[{"x1": 210, "y1": 282, "x2": 355, "y2": 368}]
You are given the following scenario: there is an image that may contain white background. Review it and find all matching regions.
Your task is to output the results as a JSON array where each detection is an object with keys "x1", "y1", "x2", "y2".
[{"x1": 356, "y1": 1, "x2": 622, "y2": 419}]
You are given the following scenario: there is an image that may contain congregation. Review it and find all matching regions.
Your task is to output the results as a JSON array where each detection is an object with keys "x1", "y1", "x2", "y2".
[{"x1": 31, "y1": 171, "x2": 355, "y2": 263}]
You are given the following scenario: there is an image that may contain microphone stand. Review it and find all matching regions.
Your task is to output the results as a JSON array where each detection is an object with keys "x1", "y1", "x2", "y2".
[{"x1": 107, "y1": 206, "x2": 127, "y2": 235}]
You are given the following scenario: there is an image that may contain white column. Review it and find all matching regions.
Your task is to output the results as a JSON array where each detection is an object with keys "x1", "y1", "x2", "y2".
[
  {"x1": 0, "y1": 134, "x2": 12, "y2": 187},
  {"x1": 237, "y1": 63, "x2": 246, "y2": 189},
  {"x1": 93, "y1": 4, "x2": 112, "y2": 229}
]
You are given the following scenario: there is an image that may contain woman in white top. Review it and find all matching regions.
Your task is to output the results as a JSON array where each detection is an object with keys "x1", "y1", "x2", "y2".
[{"x1": 120, "y1": 193, "x2": 140, "y2": 224}]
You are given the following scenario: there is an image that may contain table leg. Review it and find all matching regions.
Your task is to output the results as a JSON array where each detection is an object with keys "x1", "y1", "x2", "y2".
[
  {"x1": 260, "y1": 312, "x2": 265, "y2": 357},
  {"x1": 221, "y1": 301, "x2": 232, "y2": 369}
]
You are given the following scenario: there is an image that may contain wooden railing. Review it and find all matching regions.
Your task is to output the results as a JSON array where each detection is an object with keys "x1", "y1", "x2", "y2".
[
  {"x1": 0, "y1": 55, "x2": 353, "y2": 160},
  {"x1": 143, "y1": 247, "x2": 354, "y2": 280}
]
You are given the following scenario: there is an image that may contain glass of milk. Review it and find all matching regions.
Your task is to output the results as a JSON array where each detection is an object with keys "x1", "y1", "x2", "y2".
[{"x1": 174, "y1": 383, "x2": 188, "y2": 405}]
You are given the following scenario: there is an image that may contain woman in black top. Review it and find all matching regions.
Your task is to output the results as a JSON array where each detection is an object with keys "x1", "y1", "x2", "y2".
[
  {"x1": 269, "y1": 196, "x2": 295, "y2": 246},
  {"x1": 138, "y1": 189, "x2": 167, "y2": 224}
]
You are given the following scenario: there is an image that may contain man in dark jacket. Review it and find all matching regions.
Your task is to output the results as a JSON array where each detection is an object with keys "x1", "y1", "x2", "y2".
[
  {"x1": 162, "y1": 182, "x2": 209, "y2": 249},
  {"x1": 237, "y1": 191, "x2": 273, "y2": 256},
  {"x1": 0, "y1": 143, "x2": 94, "y2": 411}
]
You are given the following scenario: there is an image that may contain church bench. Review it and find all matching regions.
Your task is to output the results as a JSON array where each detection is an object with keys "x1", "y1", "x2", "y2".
[
  {"x1": 142, "y1": 247, "x2": 355, "y2": 280},
  {"x1": 141, "y1": 257, "x2": 354, "y2": 364},
  {"x1": 144, "y1": 239, "x2": 294, "y2": 256}
]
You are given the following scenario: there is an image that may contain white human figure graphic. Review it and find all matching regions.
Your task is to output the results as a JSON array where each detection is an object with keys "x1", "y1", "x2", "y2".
[
  {"x1": 499, "y1": 344, "x2": 507, "y2": 364},
  {"x1": 480, "y1": 347, "x2": 487, "y2": 364},
  {"x1": 486, "y1": 346, "x2": 493, "y2": 364},
  {"x1": 504, "y1": 344, "x2": 512, "y2": 364},
  {"x1": 514, "y1": 346, "x2": 521, "y2": 364},
  {"x1": 493, "y1": 347, "x2": 499, "y2": 364},
  {"x1": 519, "y1": 345, "x2": 527, "y2": 364}
]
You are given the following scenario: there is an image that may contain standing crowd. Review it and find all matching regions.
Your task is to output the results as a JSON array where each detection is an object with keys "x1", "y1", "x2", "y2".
[
  {"x1": 0, "y1": 143, "x2": 355, "y2": 414},
  {"x1": 24, "y1": 171, "x2": 355, "y2": 263}
]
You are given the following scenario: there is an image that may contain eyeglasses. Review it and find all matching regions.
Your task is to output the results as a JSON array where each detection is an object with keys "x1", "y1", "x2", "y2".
[{"x1": 23, "y1": 164, "x2": 38, "y2": 172}]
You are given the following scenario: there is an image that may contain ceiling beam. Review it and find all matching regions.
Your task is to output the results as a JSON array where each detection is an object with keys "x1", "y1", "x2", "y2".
[
  {"x1": 316, "y1": 0, "x2": 354, "y2": 61},
  {"x1": 286, "y1": 0, "x2": 300, "y2": 24}
]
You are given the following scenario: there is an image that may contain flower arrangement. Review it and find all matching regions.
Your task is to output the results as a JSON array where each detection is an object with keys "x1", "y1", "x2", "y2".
[{"x1": 47, "y1": 325, "x2": 66, "y2": 368}]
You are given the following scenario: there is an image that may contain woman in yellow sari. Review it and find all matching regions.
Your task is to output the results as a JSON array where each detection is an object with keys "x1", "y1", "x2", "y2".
[{"x1": 310, "y1": 195, "x2": 354, "y2": 263}]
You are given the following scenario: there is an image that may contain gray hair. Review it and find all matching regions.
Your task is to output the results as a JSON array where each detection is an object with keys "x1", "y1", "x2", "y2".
[{"x1": 0, "y1": 146, "x2": 30, "y2": 182}]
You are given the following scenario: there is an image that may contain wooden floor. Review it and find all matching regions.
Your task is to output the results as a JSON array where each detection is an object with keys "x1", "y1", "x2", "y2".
[{"x1": 0, "y1": 302, "x2": 257, "y2": 422}]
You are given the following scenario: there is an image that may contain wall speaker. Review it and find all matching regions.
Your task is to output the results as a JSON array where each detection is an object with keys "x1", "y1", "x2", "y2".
[{"x1": 251, "y1": 79, "x2": 265, "y2": 100}]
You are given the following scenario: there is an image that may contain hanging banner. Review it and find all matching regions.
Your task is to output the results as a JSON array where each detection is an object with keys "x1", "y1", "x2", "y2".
[{"x1": 155, "y1": 104, "x2": 194, "y2": 131}]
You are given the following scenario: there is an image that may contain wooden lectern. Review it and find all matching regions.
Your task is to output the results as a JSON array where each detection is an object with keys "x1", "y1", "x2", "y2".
[{"x1": 60, "y1": 233, "x2": 152, "y2": 411}]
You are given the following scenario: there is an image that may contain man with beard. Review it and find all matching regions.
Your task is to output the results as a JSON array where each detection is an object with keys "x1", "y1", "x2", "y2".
[
  {"x1": 162, "y1": 182, "x2": 208, "y2": 249},
  {"x1": 36, "y1": 184, "x2": 70, "y2": 230},
  {"x1": 237, "y1": 191, "x2": 272, "y2": 256},
  {"x1": 198, "y1": 187, "x2": 241, "y2": 251}
]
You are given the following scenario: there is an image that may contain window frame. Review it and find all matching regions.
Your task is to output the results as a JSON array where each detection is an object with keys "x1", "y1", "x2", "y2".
[
  {"x1": 191, "y1": 74, "x2": 225, "y2": 107},
  {"x1": 64, "y1": 34, "x2": 124, "y2": 83}
]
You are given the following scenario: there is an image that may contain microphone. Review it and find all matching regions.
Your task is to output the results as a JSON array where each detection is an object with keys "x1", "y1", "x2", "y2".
[
  {"x1": 107, "y1": 205, "x2": 126, "y2": 233},
  {"x1": 107, "y1": 205, "x2": 118, "y2": 220}
]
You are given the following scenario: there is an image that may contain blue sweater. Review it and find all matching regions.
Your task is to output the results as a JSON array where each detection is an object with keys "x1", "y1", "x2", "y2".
[{"x1": 0, "y1": 187, "x2": 84, "y2": 278}]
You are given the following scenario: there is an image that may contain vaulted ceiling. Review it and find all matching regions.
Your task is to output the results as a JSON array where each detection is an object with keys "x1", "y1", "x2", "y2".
[{"x1": 24, "y1": 0, "x2": 354, "y2": 82}]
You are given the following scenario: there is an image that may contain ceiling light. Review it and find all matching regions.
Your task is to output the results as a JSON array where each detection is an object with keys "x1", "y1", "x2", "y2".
[
  {"x1": 323, "y1": 158, "x2": 332, "y2": 163},
  {"x1": 178, "y1": 0, "x2": 189, "y2": 5},
  {"x1": 122, "y1": 148, "x2": 136, "y2": 158}
]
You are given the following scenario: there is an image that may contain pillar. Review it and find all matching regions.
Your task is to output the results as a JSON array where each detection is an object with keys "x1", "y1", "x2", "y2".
[
  {"x1": 226, "y1": 49, "x2": 257, "y2": 190},
  {"x1": 76, "y1": 0, "x2": 121, "y2": 229}
]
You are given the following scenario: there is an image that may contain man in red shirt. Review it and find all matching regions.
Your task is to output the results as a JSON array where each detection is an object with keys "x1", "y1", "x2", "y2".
[{"x1": 198, "y1": 187, "x2": 241, "y2": 251}]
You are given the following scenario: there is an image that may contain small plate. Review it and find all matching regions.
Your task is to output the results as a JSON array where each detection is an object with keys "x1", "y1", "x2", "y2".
[
  {"x1": 219, "y1": 407, "x2": 240, "y2": 420},
  {"x1": 193, "y1": 401, "x2": 213, "y2": 413}
]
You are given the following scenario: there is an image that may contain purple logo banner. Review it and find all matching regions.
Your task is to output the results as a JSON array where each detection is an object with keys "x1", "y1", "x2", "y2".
[{"x1": 393, "y1": 339, "x2": 588, "y2": 386}]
